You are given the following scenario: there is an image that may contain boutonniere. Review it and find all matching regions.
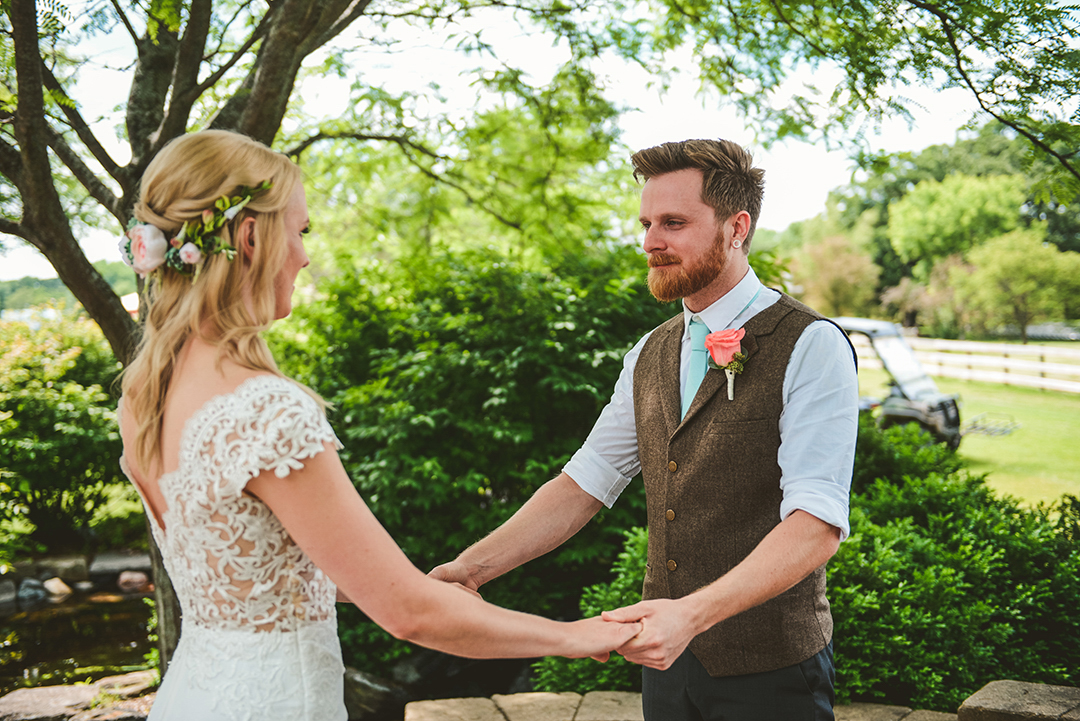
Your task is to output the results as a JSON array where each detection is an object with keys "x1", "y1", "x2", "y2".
[{"x1": 704, "y1": 328, "x2": 747, "y2": 400}]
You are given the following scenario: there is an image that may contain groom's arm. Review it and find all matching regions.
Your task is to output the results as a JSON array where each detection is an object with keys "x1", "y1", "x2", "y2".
[{"x1": 429, "y1": 472, "x2": 603, "y2": 591}]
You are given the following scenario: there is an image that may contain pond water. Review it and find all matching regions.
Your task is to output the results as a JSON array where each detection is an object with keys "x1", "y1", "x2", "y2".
[{"x1": 0, "y1": 592, "x2": 155, "y2": 696}]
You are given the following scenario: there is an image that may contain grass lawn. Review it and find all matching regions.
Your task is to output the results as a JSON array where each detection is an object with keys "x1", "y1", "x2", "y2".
[{"x1": 856, "y1": 367, "x2": 1080, "y2": 505}]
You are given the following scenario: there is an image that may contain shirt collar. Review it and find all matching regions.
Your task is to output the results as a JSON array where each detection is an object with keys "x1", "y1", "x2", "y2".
[{"x1": 681, "y1": 266, "x2": 763, "y2": 337}]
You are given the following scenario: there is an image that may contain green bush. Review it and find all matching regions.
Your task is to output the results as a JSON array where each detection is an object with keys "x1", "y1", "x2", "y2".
[
  {"x1": 271, "y1": 248, "x2": 676, "y2": 671},
  {"x1": 0, "y1": 311, "x2": 127, "y2": 552},
  {"x1": 531, "y1": 527, "x2": 647, "y2": 693},
  {"x1": 532, "y1": 419, "x2": 1080, "y2": 710}
]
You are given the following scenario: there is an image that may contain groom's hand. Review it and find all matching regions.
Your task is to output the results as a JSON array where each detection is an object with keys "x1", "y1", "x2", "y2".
[
  {"x1": 601, "y1": 599, "x2": 699, "y2": 670},
  {"x1": 428, "y1": 560, "x2": 482, "y2": 594}
]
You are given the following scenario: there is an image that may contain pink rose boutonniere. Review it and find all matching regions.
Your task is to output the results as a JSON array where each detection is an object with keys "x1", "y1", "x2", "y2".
[{"x1": 704, "y1": 328, "x2": 747, "y2": 400}]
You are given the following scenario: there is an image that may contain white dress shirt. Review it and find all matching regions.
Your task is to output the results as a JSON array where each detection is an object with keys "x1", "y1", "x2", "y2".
[{"x1": 563, "y1": 266, "x2": 859, "y2": 540}]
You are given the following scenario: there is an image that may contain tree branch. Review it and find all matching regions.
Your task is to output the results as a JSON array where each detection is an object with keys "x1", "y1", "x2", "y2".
[
  {"x1": 193, "y1": 10, "x2": 274, "y2": 98},
  {"x1": 108, "y1": 0, "x2": 141, "y2": 45},
  {"x1": 238, "y1": 0, "x2": 366, "y2": 142},
  {"x1": 154, "y1": 0, "x2": 214, "y2": 145},
  {"x1": 0, "y1": 136, "x2": 25, "y2": 190},
  {"x1": 765, "y1": 0, "x2": 830, "y2": 58},
  {"x1": 39, "y1": 61, "x2": 122, "y2": 181},
  {"x1": 44, "y1": 124, "x2": 122, "y2": 219},
  {"x1": 914, "y1": 0, "x2": 1080, "y2": 186},
  {"x1": 0, "y1": 217, "x2": 27, "y2": 239},
  {"x1": 11, "y1": 0, "x2": 138, "y2": 363},
  {"x1": 289, "y1": 131, "x2": 523, "y2": 230},
  {"x1": 125, "y1": 20, "x2": 179, "y2": 169},
  {"x1": 308, "y1": 0, "x2": 376, "y2": 54}
]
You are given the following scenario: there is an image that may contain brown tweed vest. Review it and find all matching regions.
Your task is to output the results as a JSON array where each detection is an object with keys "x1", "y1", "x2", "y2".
[{"x1": 633, "y1": 293, "x2": 834, "y2": 677}]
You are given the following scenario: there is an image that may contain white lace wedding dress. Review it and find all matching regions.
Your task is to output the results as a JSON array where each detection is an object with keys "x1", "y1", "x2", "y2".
[{"x1": 120, "y1": 375, "x2": 348, "y2": 721}]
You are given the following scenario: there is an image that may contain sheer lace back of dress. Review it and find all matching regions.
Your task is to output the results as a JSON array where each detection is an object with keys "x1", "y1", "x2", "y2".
[{"x1": 121, "y1": 375, "x2": 343, "y2": 633}]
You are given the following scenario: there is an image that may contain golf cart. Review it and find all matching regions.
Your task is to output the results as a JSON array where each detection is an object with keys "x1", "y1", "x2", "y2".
[{"x1": 832, "y1": 317, "x2": 963, "y2": 449}]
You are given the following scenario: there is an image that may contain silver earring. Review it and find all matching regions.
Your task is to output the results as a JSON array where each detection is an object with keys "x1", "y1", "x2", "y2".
[{"x1": 732, "y1": 239, "x2": 742, "y2": 249}]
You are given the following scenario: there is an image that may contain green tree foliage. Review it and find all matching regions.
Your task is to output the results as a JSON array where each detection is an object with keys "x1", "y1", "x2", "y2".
[
  {"x1": 829, "y1": 123, "x2": 1080, "y2": 292},
  {"x1": 299, "y1": 68, "x2": 633, "y2": 270},
  {"x1": 269, "y1": 247, "x2": 677, "y2": 669},
  {"x1": 887, "y1": 174, "x2": 1026, "y2": 278},
  {"x1": 0, "y1": 262, "x2": 137, "y2": 312},
  {"x1": 0, "y1": 312, "x2": 125, "y2": 551},
  {"x1": 794, "y1": 235, "x2": 880, "y2": 317},
  {"x1": 601, "y1": 0, "x2": 1080, "y2": 196},
  {"x1": 2, "y1": 1, "x2": 1077, "y2": 361},
  {"x1": 532, "y1": 418, "x2": 1080, "y2": 710},
  {"x1": 949, "y1": 228, "x2": 1080, "y2": 342}
]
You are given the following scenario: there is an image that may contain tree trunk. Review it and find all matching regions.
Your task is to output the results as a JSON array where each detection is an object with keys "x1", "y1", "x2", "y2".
[{"x1": 145, "y1": 518, "x2": 181, "y2": 673}]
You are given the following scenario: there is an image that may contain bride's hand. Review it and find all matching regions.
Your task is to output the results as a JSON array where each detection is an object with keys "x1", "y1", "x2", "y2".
[{"x1": 566, "y1": 616, "x2": 642, "y2": 662}]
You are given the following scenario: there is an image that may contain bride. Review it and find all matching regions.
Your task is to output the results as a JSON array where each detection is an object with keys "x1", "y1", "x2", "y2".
[{"x1": 117, "y1": 129, "x2": 640, "y2": 721}]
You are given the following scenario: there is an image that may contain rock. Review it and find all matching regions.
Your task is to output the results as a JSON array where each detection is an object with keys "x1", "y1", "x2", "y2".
[
  {"x1": 958, "y1": 680, "x2": 1080, "y2": 720},
  {"x1": 343, "y1": 667, "x2": 411, "y2": 720},
  {"x1": 88, "y1": 552, "x2": 151, "y2": 581},
  {"x1": 95, "y1": 672, "x2": 157, "y2": 700},
  {"x1": 404, "y1": 697, "x2": 503, "y2": 721},
  {"x1": 575, "y1": 691, "x2": 644, "y2": 721},
  {"x1": 836, "y1": 703, "x2": 913, "y2": 721},
  {"x1": 35, "y1": 556, "x2": 89, "y2": 583},
  {"x1": 43, "y1": 578, "x2": 72, "y2": 599},
  {"x1": 0, "y1": 579, "x2": 16, "y2": 606},
  {"x1": 115, "y1": 573, "x2": 150, "y2": 594},
  {"x1": 0, "y1": 684, "x2": 97, "y2": 720},
  {"x1": 493, "y1": 691, "x2": 582, "y2": 721},
  {"x1": 16, "y1": 579, "x2": 46, "y2": 605},
  {"x1": 73, "y1": 582, "x2": 94, "y2": 593},
  {"x1": 69, "y1": 693, "x2": 154, "y2": 721},
  {"x1": 69, "y1": 709, "x2": 147, "y2": 721},
  {"x1": 906, "y1": 711, "x2": 958, "y2": 721}
]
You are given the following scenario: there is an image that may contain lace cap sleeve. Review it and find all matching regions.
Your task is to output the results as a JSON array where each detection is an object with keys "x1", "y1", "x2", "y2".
[{"x1": 203, "y1": 376, "x2": 343, "y2": 497}]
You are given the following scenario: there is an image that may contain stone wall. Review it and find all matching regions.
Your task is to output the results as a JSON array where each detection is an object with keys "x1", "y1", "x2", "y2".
[{"x1": 1, "y1": 677, "x2": 1077, "y2": 721}]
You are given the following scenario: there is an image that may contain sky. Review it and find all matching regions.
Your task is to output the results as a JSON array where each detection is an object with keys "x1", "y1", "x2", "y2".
[{"x1": 0, "y1": 13, "x2": 982, "y2": 282}]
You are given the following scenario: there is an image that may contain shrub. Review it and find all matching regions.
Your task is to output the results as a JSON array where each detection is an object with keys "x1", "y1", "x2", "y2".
[
  {"x1": 532, "y1": 419, "x2": 1080, "y2": 710},
  {"x1": 271, "y1": 248, "x2": 676, "y2": 671},
  {"x1": 0, "y1": 311, "x2": 126, "y2": 552},
  {"x1": 531, "y1": 527, "x2": 647, "y2": 693}
]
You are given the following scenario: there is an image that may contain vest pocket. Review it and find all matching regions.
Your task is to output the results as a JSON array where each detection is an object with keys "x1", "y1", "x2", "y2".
[{"x1": 701, "y1": 417, "x2": 775, "y2": 437}]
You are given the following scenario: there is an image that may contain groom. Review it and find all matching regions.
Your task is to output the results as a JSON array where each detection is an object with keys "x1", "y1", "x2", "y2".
[{"x1": 431, "y1": 138, "x2": 859, "y2": 721}]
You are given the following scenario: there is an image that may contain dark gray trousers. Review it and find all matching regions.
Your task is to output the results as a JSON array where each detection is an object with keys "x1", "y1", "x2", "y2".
[{"x1": 641, "y1": 642, "x2": 835, "y2": 721}]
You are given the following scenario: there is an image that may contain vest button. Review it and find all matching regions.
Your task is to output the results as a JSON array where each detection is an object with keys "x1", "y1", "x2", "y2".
[
  {"x1": 667, "y1": 559, "x2": 677, "y2": 571},
  {"x1": 666, "y1": 509, "x2": 675, "y2": 521},
  {"x1": 668, "y1": 461, "x2": 678, "y2": 472}
]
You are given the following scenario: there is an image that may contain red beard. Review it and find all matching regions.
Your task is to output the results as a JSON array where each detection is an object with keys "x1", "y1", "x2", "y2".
[{"x1": 646, "y1": 239, "x2": 726, "y2": 303}]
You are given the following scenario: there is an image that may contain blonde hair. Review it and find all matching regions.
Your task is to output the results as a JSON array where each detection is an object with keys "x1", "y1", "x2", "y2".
[
  {"x1": 630, "y1": 139, "x2": 765, "y2": 252},
  {"x1": 121, "y1": 129, "x2": 323, "y2": 475}
]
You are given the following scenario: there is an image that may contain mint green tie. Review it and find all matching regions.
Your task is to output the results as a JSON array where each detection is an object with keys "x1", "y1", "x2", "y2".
[{"x1": 683, "y1": 318, "x2": 710, "y2": 418}]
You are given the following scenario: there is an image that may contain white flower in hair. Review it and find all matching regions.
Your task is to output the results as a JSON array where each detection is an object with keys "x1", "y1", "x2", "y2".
[
  {"x1": 222, "y1": 196, "x2": 252, "y2": 221},
  {"x1": 118, "y1": 234, "x2": 135, "y2": 268},
  {"x1": 178, "y1": 242, "x2": 203, "y2": 265},
  {"x1": 127, "y1": 223, "x2": 168, "y2": 276}
]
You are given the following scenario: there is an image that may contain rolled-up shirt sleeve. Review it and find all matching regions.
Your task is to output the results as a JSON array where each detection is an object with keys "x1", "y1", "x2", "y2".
[
  {"x1": 562, "y1": 333, "x2": 650, "y2": 507},
  {"x1": 777, "y1": 320, "x2": 859, "y2": 540}
]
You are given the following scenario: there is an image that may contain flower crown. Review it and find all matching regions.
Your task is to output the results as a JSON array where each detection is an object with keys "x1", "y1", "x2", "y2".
[{"x1": 119, "y1": 180, "x2": 273, "y2": 280}]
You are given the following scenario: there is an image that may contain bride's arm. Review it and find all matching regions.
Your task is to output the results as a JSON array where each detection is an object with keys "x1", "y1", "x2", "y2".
[{"x1": 245, "y1": 443, "x2": 640, "y2": 660}]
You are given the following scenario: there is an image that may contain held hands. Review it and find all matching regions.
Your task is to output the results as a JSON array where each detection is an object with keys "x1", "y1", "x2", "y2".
[
  {"x1": 569, "y1": 616, "x2": 643, "y2": 663},
  {"x1": 428, "y1": 560, "x2": 482, "y2": 595},
  {"x1": 601, "y1": 599, "x2": 701, "y2": 670},
  {"x1": 430, "y1": 560, "x2": 642, "y2": 662}
]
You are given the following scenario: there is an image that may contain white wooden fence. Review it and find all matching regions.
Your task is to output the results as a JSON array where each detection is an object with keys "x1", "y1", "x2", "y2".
[{"x1": 850, "y1": 335, "x2": 1080, "y2": 394}]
